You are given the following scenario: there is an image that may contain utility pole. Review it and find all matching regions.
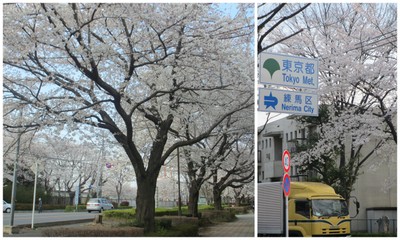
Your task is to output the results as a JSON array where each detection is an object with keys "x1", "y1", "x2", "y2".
[
  {"x1": 177, "y1": 147, "x2": 182, "y2": 217},
  {"x1": 10, "y1": 110, "x2": 23, "y2": 227},
  {"x1": 31, "y1": 161, "x2": 38, "y2": 229}
]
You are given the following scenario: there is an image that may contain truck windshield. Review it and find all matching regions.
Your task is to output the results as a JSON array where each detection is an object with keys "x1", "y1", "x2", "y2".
[{"x1": 312, "y1": 199, "x2": 349, "y2": 217}]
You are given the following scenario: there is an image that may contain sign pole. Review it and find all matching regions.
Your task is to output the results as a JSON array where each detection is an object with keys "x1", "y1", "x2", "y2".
[
  {"x1": 282, "y1": 150, "x2": 291, "y2": 238},
  {"x1": 286, "y1": 194, "x2": 289, "y2": 237}
]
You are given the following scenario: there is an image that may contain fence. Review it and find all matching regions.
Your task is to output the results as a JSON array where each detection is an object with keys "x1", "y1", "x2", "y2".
[{"x1": 351, "y1": 218, "x2": 397, "y2": 235}]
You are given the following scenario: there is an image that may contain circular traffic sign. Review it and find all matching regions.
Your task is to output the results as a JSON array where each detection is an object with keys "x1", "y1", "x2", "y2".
[
  {"x1": 282, "y1": 150, "x2": 290, "y2": 172},
  {"x1": 282, "y1": 173, "x2": 291, "y2": 197}
]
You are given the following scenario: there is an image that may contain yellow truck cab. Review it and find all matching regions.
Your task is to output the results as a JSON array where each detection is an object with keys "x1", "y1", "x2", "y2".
[
  {"x1": 258, "y1": 181, "x2": 351, "y2": 237},
  {"x1": 289, "y1": 182, "x2": 351, "y2": 237}
]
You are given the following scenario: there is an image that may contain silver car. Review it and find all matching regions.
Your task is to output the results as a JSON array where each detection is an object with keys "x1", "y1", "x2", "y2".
[
  {"x1": 3, "y1": 200, "x2": 12, "y2": 213},
  {"x1": 86, "y1": 198, "x2": 113, "y2": 213}
]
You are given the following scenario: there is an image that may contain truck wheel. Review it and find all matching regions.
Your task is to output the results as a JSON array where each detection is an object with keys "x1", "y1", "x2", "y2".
[{"x1": 289, "y1": 231, "x2": 303, "y2": 237}]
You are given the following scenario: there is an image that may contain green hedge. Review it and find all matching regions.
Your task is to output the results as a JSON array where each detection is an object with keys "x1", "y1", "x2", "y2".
[
  {"x1": 201, "y1": 209, "x2": 236, "y2": 222},
  {"x1": 42, "y1": 226, "x2": 144, "y2": 237},
  {"x1": 103, "y1": 208, "x2": 136, "y2": 219},
  {"x1": 225, "y1": 206, "x2": 249, "y2": 214},
  {"x1": 64, "y1": 205, "x2": 86, "y2": 212},
  {"x1": 13, "y1": 203, "x2": 66, "y2": 211},
  {"x1": 146, "y1": 219, "x2": 199, "y2": 237}
]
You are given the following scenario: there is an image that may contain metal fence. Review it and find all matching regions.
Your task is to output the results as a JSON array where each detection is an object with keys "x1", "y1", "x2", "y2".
[{"x1": 351, "y1": 218, "x2": 397, "y2": 235}]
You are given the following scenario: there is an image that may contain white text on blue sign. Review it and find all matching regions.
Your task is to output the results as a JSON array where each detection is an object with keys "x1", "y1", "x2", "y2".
[{"x1": 258, "y1": 88, "x2": 318, "y2": 116}]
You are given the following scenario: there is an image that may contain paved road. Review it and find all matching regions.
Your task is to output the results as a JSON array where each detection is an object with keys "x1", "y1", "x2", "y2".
[
  {"x1": 199, "y1": 213, "x2": 254, "y2": 237},
  {"x1": 3, "y1": 211, "x2": 96, "y2": 226}
]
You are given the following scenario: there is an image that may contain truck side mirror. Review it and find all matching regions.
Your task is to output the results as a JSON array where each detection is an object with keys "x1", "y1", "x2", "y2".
[
  {"x1": 350, "y1": 196, "x2": 360, "y2": 218},
  {"x1": 355, "y1": 200, "x2": 360, "y2": 215}
]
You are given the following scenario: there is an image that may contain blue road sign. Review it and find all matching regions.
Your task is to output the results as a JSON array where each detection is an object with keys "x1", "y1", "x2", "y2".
[
  {"x1": 258, "y1": 88, "x2": 318, "y2": 116},
  {"x1": 282, "y1": 173, "x2": 291, "y2": 197}
]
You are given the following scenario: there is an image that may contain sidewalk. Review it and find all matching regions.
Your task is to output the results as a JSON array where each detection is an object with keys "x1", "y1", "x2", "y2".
[{"x1": 199, "y1": 213, "x2": 254, "y2": 237}]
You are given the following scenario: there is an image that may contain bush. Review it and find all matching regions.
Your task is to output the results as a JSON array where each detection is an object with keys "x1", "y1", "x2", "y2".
[
  {"x1": 117, "y1": 206, "x2": 133, "y2": 210},
  {"x1": 12, "y1": 203, "x2": 66, "y2": 211},
  {"x1": 226, "y1": 206, "x2": 248, "y2": 214},
  {"x1": 152, "y1": 216, "x2": 199, "y2": 237},
  {"x1": 156, "y1": 218, "x2": 172, "y2": 230},
  {"x1": 120, "y1": 201, "x2": 130, "y2": 206},
  {"x1": 155, "y1": 209, "x2": 179, "y2": 216},
  {"x1": 42, "y1": 226, "x2": 144, "y2": 237},
  {"x1": 201, "y1": 210, "x2": 236, "y2": 222},
  {"x1": 103, "y1": 208, "x2": 136, "y2": 219},
  {"x1": 64, "y1": 205, "x2": 86, "y2": 212}
]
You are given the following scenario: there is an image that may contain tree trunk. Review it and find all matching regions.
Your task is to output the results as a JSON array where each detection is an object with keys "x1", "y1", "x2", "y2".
[
  {"x1": 234, "y1": 196, "x2": 241, "y2": 207},
  {"x1": 188, "y1": 185, "x2": 200, "y2": 217},
  {"x1": 213, "y1": 188, "x2": 223, "y2": 210},
  {"x1": 136, "y1": 176, "x2": 157, "y2": 233}
]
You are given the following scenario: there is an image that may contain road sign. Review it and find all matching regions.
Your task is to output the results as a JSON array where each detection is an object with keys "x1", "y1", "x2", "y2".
[
  {"x1": 282, "y1": 150, "x2": 290, "y2": 172},
  {"x1": 260, "y1": 52, "x2": 318, "y2": 90},
  {"x1": 258, "y1": 88, "x2": 318, "y2": 116},
  {"x1": 282, "y1": 173, "x2": 291, "y2": 197}
]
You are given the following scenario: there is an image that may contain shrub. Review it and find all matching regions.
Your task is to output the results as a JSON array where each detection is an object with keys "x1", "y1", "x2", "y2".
[
  {"x1": 64, "y1": 205, "x2": 86, "y2": 212},
  {"x1": 103, "y1": 208, "x2": 136, "y2": 219},
  {"x1": 13, "y1": 203, "x2": 66, "y2": 211},
  {"x1": 120, "y1": 201, "x2": 129, "y2": 206},
  {"x1": 42, "y1": 226, "x2": 144, "y2": 237},
  {"x1": 117, "y1": 206, "x2": 133, "y2": 210},
  {"x1": 226, "y1": 206, "x2": 248, "y2": 214},
  {"x1": 201, "y1": 210, "x2": 236, "y2": 222},
  {"x1": 156, "y1": 218, "x2": 172, "y2": 230},
  {"x1": 146, "y1": 217, "x2": 199, "y2": 237}
]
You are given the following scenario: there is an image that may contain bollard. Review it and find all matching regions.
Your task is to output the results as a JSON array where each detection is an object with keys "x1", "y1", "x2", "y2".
[{"x1": 94, "y1": 214, "x2": 103, "y2": 224}]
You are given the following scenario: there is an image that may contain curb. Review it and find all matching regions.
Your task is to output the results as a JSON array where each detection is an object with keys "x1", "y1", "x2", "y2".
[{"x1": 3, "y1": 218, "x2": 95, "y2": 235}]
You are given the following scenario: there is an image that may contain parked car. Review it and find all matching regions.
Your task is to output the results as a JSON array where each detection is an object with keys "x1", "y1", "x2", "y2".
[
  {"x1": 3, "y1": 200, "x2": 12, "y2": 213},
  {"x1": 86, "y1": 198, "x2": 113, "y2": 213}
]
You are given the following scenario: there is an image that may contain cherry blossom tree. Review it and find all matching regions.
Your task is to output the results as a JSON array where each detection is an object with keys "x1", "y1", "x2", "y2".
[
  {"x1": 103, "y1": 158, "x2": 135, "y2": 206},
  {"x1": 3, "y1": 3, "x2": 253, "y2": 231},
  {"x1": 258, "y1": 3, "x2": 310, "y2": 54},
  {"x1": 267, "y1": 3, "x2": 397, "y2": 201},
  {"x1": 210, "y1": 131, "x2": 254, "y2": 210},
  {"x1": 180, "y1": 102, "x2": 253, "y2": 215}
]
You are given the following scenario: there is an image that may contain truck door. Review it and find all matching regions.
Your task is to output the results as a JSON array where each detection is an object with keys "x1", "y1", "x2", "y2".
[{"x1": 294, "y1": 200, "x2": 312, "y2": 236}]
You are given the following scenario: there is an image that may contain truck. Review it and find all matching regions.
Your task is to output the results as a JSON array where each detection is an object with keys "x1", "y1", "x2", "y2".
[{"x1": 258, "y1": 181, "x2": 353, "y2": 237}]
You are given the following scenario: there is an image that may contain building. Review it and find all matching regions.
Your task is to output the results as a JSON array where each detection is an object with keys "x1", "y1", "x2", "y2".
[{"x1": 257, "y1": 116, "x2": 397, "y2": 233}]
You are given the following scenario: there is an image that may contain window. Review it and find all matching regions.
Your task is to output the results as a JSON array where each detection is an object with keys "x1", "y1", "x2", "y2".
[
  {"x1": 295, "y1": 131, "x2": 297, "y2": 139},
  {"x1": 269, "y1": 139, "x2": 271, "y2": 147},
  {"x1": 295, "y1": 200, "x2": 310, "y2": 218},
  {"x1": 290, "y1": 132, "x2": 293, "y2": 140},
  {"x1": 286, "y1": 133, "x2": 288, "y2": 141},
  {"x1": 261, "y1": 171, "x2": 264, "y2": 180}
]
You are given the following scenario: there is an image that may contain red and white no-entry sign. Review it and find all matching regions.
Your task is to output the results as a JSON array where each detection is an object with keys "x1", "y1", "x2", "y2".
[{"x1": 282, "y1": 150, "x2": 290, "y2": 172}]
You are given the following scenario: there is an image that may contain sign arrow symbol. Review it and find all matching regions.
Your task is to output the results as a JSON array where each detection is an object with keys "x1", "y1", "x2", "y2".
[{"x1": 264, "y1": 92, "x2": 278, "y2": 110}]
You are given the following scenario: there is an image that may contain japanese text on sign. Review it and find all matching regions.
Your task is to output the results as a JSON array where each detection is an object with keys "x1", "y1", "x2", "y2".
[
  {"x1": 258, "y1": 88, "x2": 318, "y2": 116},
  {"x1": 260, "y1": 52, "x2": 319, "y2": 89}
]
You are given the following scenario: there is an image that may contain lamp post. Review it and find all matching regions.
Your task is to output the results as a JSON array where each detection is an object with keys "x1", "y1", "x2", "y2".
[{"x1": 177, "y1": 147, "x2": 182, "y2": 217}]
